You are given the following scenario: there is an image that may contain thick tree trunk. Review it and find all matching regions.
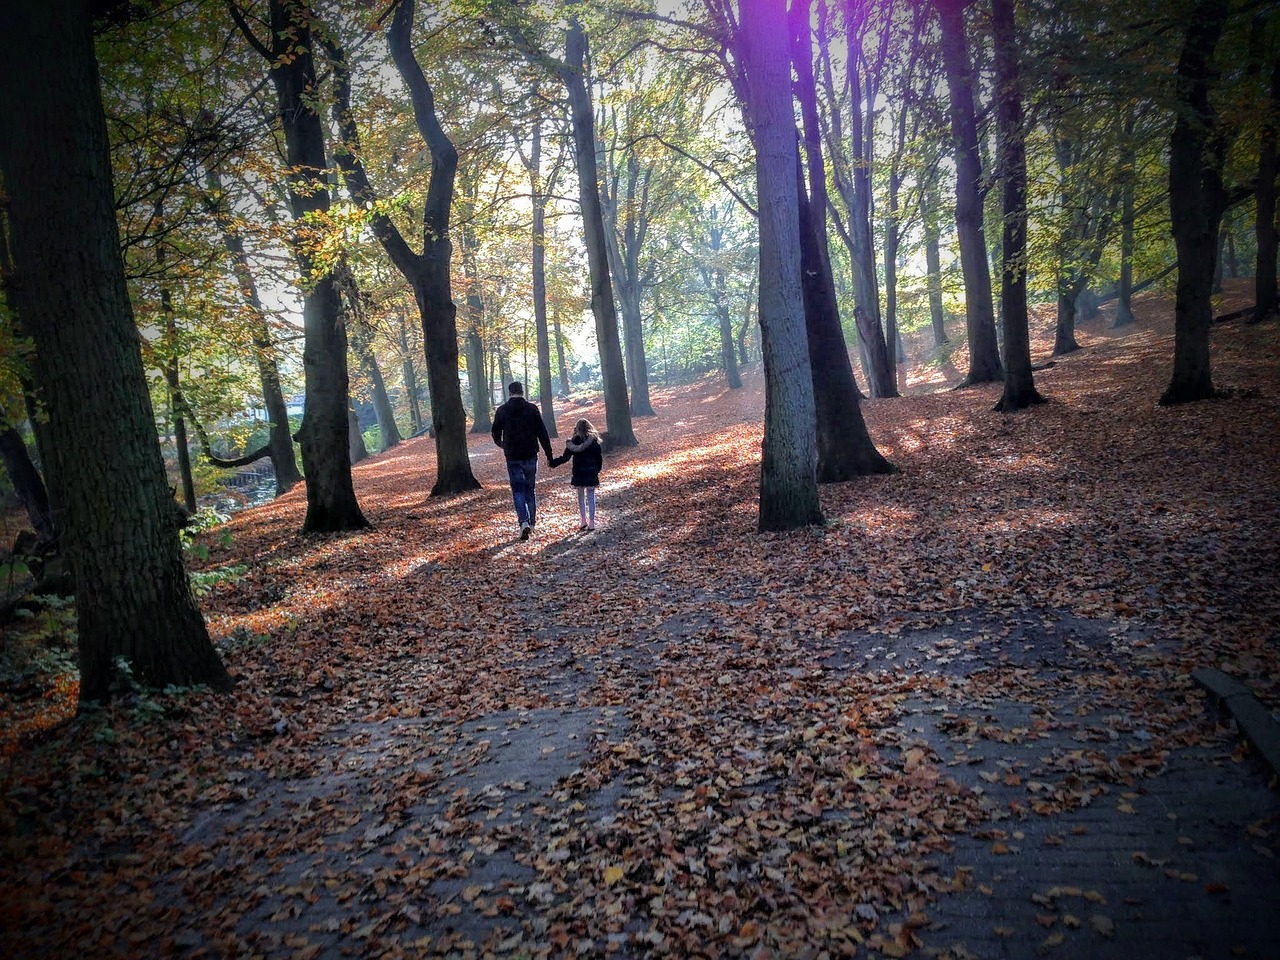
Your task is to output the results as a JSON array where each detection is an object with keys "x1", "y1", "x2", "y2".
[
  {"x1": 735, "y1": 0, "x2": 822, "y2": 531},
  {"x1": 383, "y1": 4, "x2": 480, "y2": 492},
  {"x1": 1054, "y1": 285, "x2": 1081, "y2": 354},
  {"x1": 258, "y1": 0, "x2": 366, "y2": 531},
  {"x1": 325, "y1": 13, "x2": 477, "y2": 493},
  {"x1": 1162, "y1": 0, "x2": 1230, "y2": 405},
  {"x1": 561, "y1": 21, "x2": 637, "y2": 445},
  {"x1": 991, "y1": 0, "x2": 1044, "y2": 413},
  {"x1": 935, "y1": 0, "x2": 1003, "y2": 384},
  {"x1": 793, "y1": 0, "x2": 891, "y2": 479},
  {"x1": 1255, "y1": 53, "x2": 1280, "y2": 323},
  {"x1": 528, "y1": 116, "x2": 558, "y2": 436},
  {"x1": 0, "y1": 0, "x2": 231, "y2": 702}
]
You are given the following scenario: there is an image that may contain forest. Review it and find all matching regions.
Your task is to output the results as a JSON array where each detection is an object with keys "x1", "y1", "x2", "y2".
[{"x1": 1, "y1": 0, "x2": 1278, "y2": 957}]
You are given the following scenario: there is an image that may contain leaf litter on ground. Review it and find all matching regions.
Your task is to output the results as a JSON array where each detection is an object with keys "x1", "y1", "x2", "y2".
[{"x1": 2, "y1": 281, "x2": 1279, "y2": 957}]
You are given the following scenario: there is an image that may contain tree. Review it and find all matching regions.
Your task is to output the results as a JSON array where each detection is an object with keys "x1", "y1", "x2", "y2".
[
  {"x1": 792, "y1": 0, "x2": 894, "y2": 480},
  {"x1": 0, "y1": 0, "x2": 232, "y2": 702},
  {"x1": 230, "y1": 0, "x2": 367, "y2": 531},
  {"x1": 712, "y1": 0, "x2": 823, "y2": 531},
  {"x1": 1254, "y1": 43, "x2": 1279, "y2": 324},
  {"x1": 1162, "y1": 0, "x2": 1232, "y2": 405},
  {"x1": 496, "y1": 9, "x2": 638, "y2": 447},
  {"x1": 821, "y1": 0, "x2": 897, "y2": 398},
  {"x1": 934, "y1": 0, "x2": 1003, "y2": 385},
  {"x1": 991, "y1": 0, "x2": 1044, "y2": 412},
  {"x1": 320, "y1": 2, "x2": 480, "y2": 493}
]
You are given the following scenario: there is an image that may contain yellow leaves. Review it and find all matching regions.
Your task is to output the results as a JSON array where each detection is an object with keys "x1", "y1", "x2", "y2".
[{"x1": 602, "y1": 864, "x2": 625, "y2": 886}]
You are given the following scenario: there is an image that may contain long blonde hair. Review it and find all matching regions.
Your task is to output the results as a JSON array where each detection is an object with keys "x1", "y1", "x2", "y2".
[{"x1": 574, "y1": 418, "x2": 599, "y2": 441}]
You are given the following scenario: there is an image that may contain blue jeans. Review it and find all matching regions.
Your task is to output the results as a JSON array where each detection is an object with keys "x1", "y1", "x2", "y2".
[{"x1": 506, "y1": 457, "x2": 539, "y2": 527}]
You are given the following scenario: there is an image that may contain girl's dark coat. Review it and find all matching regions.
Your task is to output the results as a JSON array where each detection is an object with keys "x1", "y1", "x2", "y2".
[{"x1": 551, "y1": 436, "x2": 602, "y2": 487}]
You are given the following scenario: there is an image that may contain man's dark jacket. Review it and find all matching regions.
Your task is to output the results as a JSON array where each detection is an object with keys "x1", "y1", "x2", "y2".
[{"x1": 492, "y1": 396, "x2": 554, "y2": 461}]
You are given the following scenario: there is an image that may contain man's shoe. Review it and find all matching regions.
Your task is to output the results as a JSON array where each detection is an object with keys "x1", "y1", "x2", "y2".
[{"x1": 520, "y1": 522, "x2": 531, "y2": 540}]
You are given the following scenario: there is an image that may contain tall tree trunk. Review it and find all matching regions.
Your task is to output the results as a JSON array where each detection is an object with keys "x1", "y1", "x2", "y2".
[
  {"x1": 599, "y1": 143, "x2": 656, "y2": 418},
  {"x1": 160, "y1": 287, "x2": 197, "y2": 513},
  {"x1": 348, "y1": 405, "x2": 368, "y2": 464},
  {"x1": 242, "y1": 0, "x2": 366, "y2": 531},
  {"x1": 991, "y1": 0, "x2": 1043, "y2": 412},
  {"x1": 203, "y1": 167, "x2": 302, "y2": 493},
  {"x1": 336, "y1": 261, "x2": 401, "y2": 453},
  {"x1": 396, "y1": 315, "x2": 424, "y2": 435},
  {"x1": 560, "y1": 20, "x2": 637, "y2": 445},
  {"x1": 733, "y1": 0, "x2": 823, "y2": 531},
  {"x1": 553, "y1": 308, "x2": 571, "y2": 394},
  {"x1": 465, "y1": 325, "x2": 489, "y2": 432},
  {"x1": 0, "y1": 0, "x2": 231, "y2": 702},
  {"x1": 348, "y1": 321, "x2": 401, "y2": 453},
  {"x1": 840, "y1": 12, "x2": 896, "y2": 398},
  {"x1": 323, "y1": 12, "x2": 479, "y2": 494},
  {"x1": 923, "y1": 185, "x2": 950, "y2": 345},
  {"x1": 1162, "y1": 0, "x2": 1231, "y2": 405},
  {"x1": 1255, "y1": 51, "x2": 1280, "y2": 323},
  {"x1": 792, "y1": 0, "x2": 892, "y2": 480},
  {"x1": 0, "y1": 425, "x2": 54, "y2": 545},
  {"x1": 456, "y1": 185, "x2": 492, "y2": 433},
  {"x1": 528, "y1": 113, "x2": 558, "y2": 435},
  {"x1": 713, "y1": 263, "x2": 742, "y2": 389},
  {"x1": 1115, "y1": 108, "x2": 1138, "y2": 327},
  {"x1": 935, "y1": 0, "x2": 1003, "y2": 384}
]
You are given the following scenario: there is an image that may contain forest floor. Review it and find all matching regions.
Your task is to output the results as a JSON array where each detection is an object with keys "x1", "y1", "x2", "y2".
[{"x1": 3, "y1": 280, "x2": 1280, "y2": 959}]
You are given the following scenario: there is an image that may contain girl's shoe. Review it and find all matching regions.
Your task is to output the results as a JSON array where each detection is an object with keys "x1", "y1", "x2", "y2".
[
  {"x1": 579, "y1": 524, "x2": 589, "y2": 532},
  {"x1": 587, "y1": 524, "x2": 595, "y2": 531}
]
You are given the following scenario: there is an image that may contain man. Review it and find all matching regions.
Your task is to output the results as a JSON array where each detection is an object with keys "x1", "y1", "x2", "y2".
[{"x1": 491, "y1": 382, "x2": 554, "y2": 540}]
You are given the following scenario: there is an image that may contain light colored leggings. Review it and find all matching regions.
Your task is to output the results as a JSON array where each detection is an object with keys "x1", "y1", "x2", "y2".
[{"x1": 577, "y1": 486, "x2": 596, "y2": 524}]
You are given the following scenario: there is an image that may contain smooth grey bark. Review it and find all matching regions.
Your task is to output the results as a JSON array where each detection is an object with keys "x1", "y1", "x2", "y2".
[
  {"x1": 833, "y1": 5, "x2": 895, "y2": 398},
  {"x1": 456, "y1": 178, "x2": 492, "y2": 433},
  {"x1": 526, "y1": 111, "x2": 559, "y2": 435},
  {"x1": 1162, "y1": 0, "x2": 1231, "y2": 404},
  {"x1": 0, "y1": 0, "x2": 231, "y2": 702},
  {"x1": 725, "y1": 0, "x2": 822, "y2": 531},
  {"x1": 991, "y1": 0, "x2": 1043, "y2": 412},
  {"x1": 560, "y1": 21, "x2": 637, "y2": 445},
  {"x1": 598, "y1": 113, "x2": 656, "y2": 417},
  {"x1": 322, "y1": 10, "x2": 479, "y2": 493},
  {"x1": 935, "y1": 0, "x2": 1003, "y2": 384},
  {"x1": 160, "y1": 286, "x2": 196, "y2": 513}
]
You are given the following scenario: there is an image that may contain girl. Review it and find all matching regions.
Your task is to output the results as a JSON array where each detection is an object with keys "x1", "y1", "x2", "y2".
[{"x1": 550, "y1": 419, "x2": 603, "y2": 531}]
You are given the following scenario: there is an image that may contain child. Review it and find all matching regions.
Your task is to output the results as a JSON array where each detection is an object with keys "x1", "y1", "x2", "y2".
[{"x1": 550, "y1": 419, "x2": 603, "y2": 531}]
